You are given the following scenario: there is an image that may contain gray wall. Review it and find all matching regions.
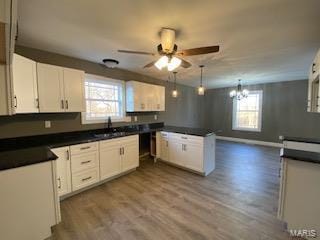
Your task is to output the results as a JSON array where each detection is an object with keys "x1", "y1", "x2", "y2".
[
  {"x1": 0, "y1": 46, "x2": 202, "y2": 139},
  {"x1": 201, "y1": 80, "x2": 320, "y2": 143}
]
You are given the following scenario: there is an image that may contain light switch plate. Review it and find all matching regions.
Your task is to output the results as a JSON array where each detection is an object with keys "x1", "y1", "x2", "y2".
[
  {"x1": 45, "y1": 121, "x2": 51, "y2": 128},
  {"x1": 154, "y1": 115, "x2": 158, "y2": 120}
]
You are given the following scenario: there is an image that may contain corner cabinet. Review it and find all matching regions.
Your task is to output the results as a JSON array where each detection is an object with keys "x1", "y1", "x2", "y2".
[
  {"x1": 37, "y1": 63, "x2": 85, "y2": 113},
  {"x1": 126, "y1": 81, "x2": 165, "y2": 112},
  {"x1": 307, "y1": 49, "x2": 320, "y2": 113}
]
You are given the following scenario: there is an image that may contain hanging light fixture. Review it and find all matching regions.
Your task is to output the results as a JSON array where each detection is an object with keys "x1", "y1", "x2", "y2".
[
  {"x1": 198, "y1": 65, "x2": 205, "y2": 95},
  {"x1": 154, "y1": 56, "x2": 181, "y2": 71},
  {"x1": 229, "y1": 79, "x2": 249, "y2": 100},
  {"x1": 172, "y1": 71, "x2": 178, "y2": 98}
]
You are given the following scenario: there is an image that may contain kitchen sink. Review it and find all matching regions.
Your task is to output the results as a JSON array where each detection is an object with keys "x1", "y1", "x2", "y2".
[{"x1": 94, "y1": 132, "x2": 126, "y2": 139}]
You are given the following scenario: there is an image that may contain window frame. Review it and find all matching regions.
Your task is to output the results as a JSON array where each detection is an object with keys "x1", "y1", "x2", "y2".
[
  {"x1": 232, "y1": 90, "x2": 263, "y2": 132},
  {"x1": 81, "y1": 74, "x2": 130, "y2": 124}
]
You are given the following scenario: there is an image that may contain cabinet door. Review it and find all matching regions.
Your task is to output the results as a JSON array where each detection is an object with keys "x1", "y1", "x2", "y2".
[
  {"x1": 52, "y1": 147, "x2": 71, "y2": 197},
  {"x1": 121, "y1": 139, "x2": 139, "y2": 172},
  {"x1": 168, "y1": 140, "x2": 184, "y2": 166},
  {"x1": 63, "y1": 68, "x2": 85, "y2": 112},
  {"x1": 184, "y1": 143, "x2": 203, "y2": 172},
  {"x1": 100, "y1": 141, "x2": 122, "y2": 180},
  {"x1": 160, "y1": 137, "x2": 169, "y2": 161},
  {"x1": 158, "y1": 86, "x2": 165, "y2": 111},
  {"x1": 37, "y1": 63, "x2": 64, "y2": 112},
  {"x1": 12, "y1": 54, "x2": 39, "y2": 113}
]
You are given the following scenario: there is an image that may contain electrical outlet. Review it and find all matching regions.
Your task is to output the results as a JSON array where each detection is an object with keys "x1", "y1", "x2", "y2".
[
  {"x1": 45, "y1": 121, "x2": 51, "y2": 128},
  {"x1": 154, "y1": 115, "x2": 158, "y2": 120},
  {"x1": 134, "y1": 116, "x2": 138, "y2": 122}
]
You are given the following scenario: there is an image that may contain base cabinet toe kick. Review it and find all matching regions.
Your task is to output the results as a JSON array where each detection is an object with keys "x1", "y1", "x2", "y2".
[{"x1": 156, "y1": 131, "x2": 216, "y2": 176}]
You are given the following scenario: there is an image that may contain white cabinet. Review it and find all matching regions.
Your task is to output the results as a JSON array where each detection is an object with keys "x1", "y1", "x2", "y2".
[
  {"x1": 100, "y1": 135, "x2": 139, "y2": 180},
  {"x1": 70, "y1": 142, "x2": 99, "y2": 191},
  {"x1": 63, "y1": 67, "x2": 85, "y2": 112},
  {"x1": 278, "y1": 158, "x2": 320, "y2": 235},
  {"x1": 12, "y1": 54, "x2": 39, "y2": 113},
  {"x1": 37, "y1": 63, "x2": 64, "y2": 112},
  {"x1": 0, "y1": 161, "x2": 59, "y2": 240},
  {"x1": 100, "y1": 139, "x2": 122, "y2": 180},
  {"x1": 160, "y1": 132, "x2": 169, "y2": 161},
  {"x1": 52, "y1": 147, "x2": 72, "y2": 197},
  {"x1": 307, "y1": 49, "x2": 320, "y2": 113},
  {"x1": 126, "y1": 81, "x2": 165, "y2": 112},
  {"x1": 37, "y1": 63, "x2": 85, "y2": 113},
  {"x1": 121, "y1": 136, "x2": 139, "y2": 172},
  {"x1": 160, "y1": 132, "x2": 215, "y2": 176}
]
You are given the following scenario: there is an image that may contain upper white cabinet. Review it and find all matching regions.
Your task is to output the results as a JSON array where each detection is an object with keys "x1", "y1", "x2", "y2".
[
  {"x1": 63, "y1": 67, "x2": 85, "y2": 112},
  {"x1": 126, "y1": 81, "x2": 165, "y2": 112},
  {"x1": 12, "y1": 54, "x2": 39, "y2": 113},
  {"x1": 37, "y1": 63, "x2": 85, "y2": 113},
  {"x1": 307, "y1": 49, "x2": 320, "y2": 113}
]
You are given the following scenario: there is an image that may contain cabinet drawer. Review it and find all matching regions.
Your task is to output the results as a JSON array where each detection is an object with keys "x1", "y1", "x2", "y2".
[
  {"x1": 71, "y1": 151, "x2": 99, "y2": 173},
  {"x1": 72, "y1": 168, "x2": 99, "y2": 191},
  {"x1": 70, "y1": 142, "x2": 98, "y2": 155},
  {"x1": 120, "y1": 135, "x2": 139, "y2": 145},
  {"x1": 169, "y1": 133, "x2": 203, "y2": 145}
]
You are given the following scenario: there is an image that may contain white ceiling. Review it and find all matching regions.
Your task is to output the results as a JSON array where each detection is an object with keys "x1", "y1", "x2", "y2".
[{"x1": 17, "y1": 0, "x2": 320, "y2": 88}]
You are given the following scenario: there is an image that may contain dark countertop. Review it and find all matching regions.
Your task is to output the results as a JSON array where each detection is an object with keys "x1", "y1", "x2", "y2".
[
  {"x1": 0, "y1": 146, "x2": 58, "y2": 171},
  {"x1": 280, "y1": 148, "x2": 320, "y2": 164},
  {"x1": 163, "y1": 126, "x2": 214, "y2": 137},
  {"x1": 283, "y1": 136, "x2": 320, "y2": 144},
  {"x1": 0, "y1": 122, "x2": 214, "y2": 171}
]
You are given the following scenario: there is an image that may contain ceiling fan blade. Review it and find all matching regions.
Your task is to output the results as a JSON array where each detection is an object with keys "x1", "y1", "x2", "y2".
[
  {"x1": 180, "y1": 58, "x2": 192, "y2": 68},
  {"x1": 143, "y1": 61, "x2": 156, "y2": 68},
  {"x1": 118, "y1": 50, "x2": 155, "y2": 56},
  {"x1": 177, "y1": 45, "x2": 220, "y2": 56}
]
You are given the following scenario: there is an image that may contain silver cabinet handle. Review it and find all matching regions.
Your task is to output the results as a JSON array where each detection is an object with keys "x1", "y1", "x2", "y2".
[
  {"x1": 122, "y1": 147, "x2": 125, "y2": 155},
  {"x1": 66, "y1": 100, "x2": 69, "y2": 109},
  {"x1": 66, "y1": 149, "x2": 70, "y2": 160},
  {"x1": 80, "y1": 146, "x2": 90, "y2": 150},
  {"x1": 61, "y1": 99, "x2": 64, "y2": 109},
  {"x1": 119, "y1": 147, "x2": 122, "y2": 155},
  {"x1": 312, "y1": 63, "x2": 316, "y2": 73},
  {"x1": 35, "y1": 98, "x2": 39, "y2": 108},
  {"x1": 184, "y1": 144, "x2": 187, "y2": 151},
  {"x1": 81, "y1": 176, "x2": 92, "y2": 182},
  {"x1": 181, "y1": 136, "x2": 188, "y2": 139},
  {"x1": 14, "y1": 96, "x2": 17, "y2": 108},
  {"x1": 81, "y1": 160, "x2": 91, "y2": 164},
  {"x1": 57, "y1": 177, "x2": 61, "y2": 189}
]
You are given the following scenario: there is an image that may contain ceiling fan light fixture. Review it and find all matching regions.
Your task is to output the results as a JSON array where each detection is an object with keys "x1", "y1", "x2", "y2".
[
  {"x1": 155, "y1": 56, "x2": 169, "y2": 70},
  {"x1": 167, "y1": 57, "x2": 182, "y2": 71},
  {"x1": 102, "y1": 59, "x2": 119, "y2": 68}
]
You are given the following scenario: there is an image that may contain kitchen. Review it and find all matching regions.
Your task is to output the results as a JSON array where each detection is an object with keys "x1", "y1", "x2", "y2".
[{"x1": 0, "y1": 0, "x2": 320, "y2": 240}]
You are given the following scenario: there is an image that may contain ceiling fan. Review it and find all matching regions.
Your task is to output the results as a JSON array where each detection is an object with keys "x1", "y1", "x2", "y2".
[{"x1": 118, "y1": 28, "x2": 220, "y2": 71}]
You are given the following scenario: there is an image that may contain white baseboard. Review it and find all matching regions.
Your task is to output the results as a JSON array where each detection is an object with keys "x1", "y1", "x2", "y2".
[{"x1": 216, "y1": 136, "x2": 283, "y2": 148}]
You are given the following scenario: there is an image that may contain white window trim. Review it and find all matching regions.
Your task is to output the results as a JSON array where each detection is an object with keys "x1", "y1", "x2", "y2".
[
  {"x1": 232, "y1": 90, "x2": 263, "y2": 132},
  {"x1": 81, "y1": 74, "x2": 131, "y2": 125}
]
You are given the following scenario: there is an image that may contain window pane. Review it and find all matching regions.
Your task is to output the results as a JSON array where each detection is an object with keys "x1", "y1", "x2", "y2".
[
  {"x1": 233, "y1": 91, "x2": 262, "y2": 131},
  {"x1": 84, "y1": 76, "x2": 123, "y2": 121},
  {"x1": 237, "y1": 111, "x2": 259, "y2": 129}
]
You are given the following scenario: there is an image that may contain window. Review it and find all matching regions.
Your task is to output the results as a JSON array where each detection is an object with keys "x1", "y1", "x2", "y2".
[
  {"x1": 82, "y1": 74, "x2": 129, "y2": 124},
  {"x1": 232, "y1": 90, "x2": 263, "y2": 132}
]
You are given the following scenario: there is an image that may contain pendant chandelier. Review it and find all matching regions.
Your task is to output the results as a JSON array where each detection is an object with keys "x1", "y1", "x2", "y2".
[
  {"x1": 172, "y1": 71, "x2": 178, "y2": 98},
  {"x1": 229, "y1": 79, "x2": 249, "y2": 100},
  {"x1": 197, "y1": 65, "x2": 205, "y2": 95}
]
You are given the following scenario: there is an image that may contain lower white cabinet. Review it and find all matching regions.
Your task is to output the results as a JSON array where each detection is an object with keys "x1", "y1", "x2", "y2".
[
  {"x1": 159, "y1": 132, "x2": 215, "y2": 176},
  {"x1": 54, "y1": 135, "x2": 139, "y2": 198},
  {"x1": 100, "y1": 135, "x2": 139, "y2": 180},
  {"x1": 0, "y1": 161, "x2": 59, "y2": 240},
  {"x1": 52, "y1": 146, "x2": 72, "y2": 197}
]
